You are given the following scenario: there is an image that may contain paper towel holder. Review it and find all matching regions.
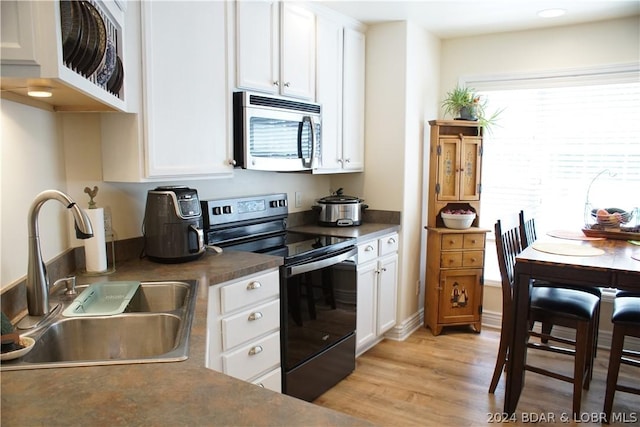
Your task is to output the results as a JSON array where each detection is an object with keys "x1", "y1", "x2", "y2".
[{"x1": 81, "y1": 230, "x2": 116, "y2": 276}]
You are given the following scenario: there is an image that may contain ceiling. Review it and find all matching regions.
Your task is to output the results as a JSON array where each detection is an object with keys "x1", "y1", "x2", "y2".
[{"x1": 316, "y1": 0, "x2": 640, "y2": 38}]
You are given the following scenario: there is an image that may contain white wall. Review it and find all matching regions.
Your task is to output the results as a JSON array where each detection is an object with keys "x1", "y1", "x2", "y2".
[
  {"x1": 334, "y1": 21, "x2": 440, "y2": 329},
  {"x1": 1, "y1": 100, "x2": 69, "y2": 287},
  {"x1": 440, "y1": 16, "x2": 640, "y2": 104}
]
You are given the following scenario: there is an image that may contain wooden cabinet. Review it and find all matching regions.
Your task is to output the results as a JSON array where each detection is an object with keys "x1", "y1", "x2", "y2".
[
  {"x1": 426, "y1": 120, "x2": 483, "y2": 228},
  {"x1": 0, "y1": 0, "x2": 127, "y2": 112},
  {"x1": 101, "y1": 0, "x2": 233, "y2": 181},
  {"x1": 424, "y1": 120, "x2": 487, "y2": 335},
  {"x1": 356, "y1": 233, "x2": 399, "y2": 355},
  {"x1": 206, "y1": 268, "x2": 282, "y2": 392},
  {"x1": 424, "y1": 229, "x2": 487, "y2": 335},
  {"x1": 314, "y1": 16, "x2": 365, "y2": 174},
  {"x1": 235, "y1": 0, "x2": 315, "y2": 100}
]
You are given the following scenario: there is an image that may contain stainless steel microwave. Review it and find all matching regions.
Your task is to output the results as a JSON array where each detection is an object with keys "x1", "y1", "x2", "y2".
[{"x1": 233, "y1": 91, "x2": 321, "y2": 171}]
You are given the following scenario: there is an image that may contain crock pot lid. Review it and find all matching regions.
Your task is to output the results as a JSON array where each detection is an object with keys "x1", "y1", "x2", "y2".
[{"x1": 318, "y1": 194, "x2": 363, "y2": 203}]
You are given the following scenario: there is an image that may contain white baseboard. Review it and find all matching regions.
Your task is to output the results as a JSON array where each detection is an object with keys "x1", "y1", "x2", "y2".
[
  {"x1": 387, "y1": 308, "x2": 640, "y2": 352},
  {"x1": 383, "y1": 308, "x2": 424, "y2": 341},
  {"x1": 482, "y1": 309, "x2": 640, "y2": 352}
]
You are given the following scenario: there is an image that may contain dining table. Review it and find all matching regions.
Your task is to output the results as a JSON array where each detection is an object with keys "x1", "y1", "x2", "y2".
[{"x1": 504, "y1": 234, "x2": 640, "y2": 415}]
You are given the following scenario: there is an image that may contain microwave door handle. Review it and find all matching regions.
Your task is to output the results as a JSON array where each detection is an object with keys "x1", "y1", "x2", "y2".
[{"x1": 300, "y1": 116, "x2": 314, "y2": 168}]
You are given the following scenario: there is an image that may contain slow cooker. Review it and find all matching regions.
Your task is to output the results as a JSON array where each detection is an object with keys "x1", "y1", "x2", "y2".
[{"x1": 312, "y1": 188, "x2": 368, "y2": 226}]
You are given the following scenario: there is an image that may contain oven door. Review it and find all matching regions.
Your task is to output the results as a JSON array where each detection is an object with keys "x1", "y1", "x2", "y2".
[{"x1": 281, "y1": 246, "x2": 357, "y2": 371}]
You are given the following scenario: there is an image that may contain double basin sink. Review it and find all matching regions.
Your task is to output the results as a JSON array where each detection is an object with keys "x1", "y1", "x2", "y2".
[{"x1": 1, "y1": 280, "x2": 198, "y2": 371}]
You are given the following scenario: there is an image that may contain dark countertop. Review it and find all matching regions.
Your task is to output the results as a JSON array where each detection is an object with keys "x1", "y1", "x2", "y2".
[
  {"x1": 290, "y1": 223, "x2": 400, "y2": 241},
  {"x1": 0, "y1": 249, "x2": 375, "y2": 426}
]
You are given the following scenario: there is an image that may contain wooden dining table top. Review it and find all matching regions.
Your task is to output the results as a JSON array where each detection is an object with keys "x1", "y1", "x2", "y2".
[{"x1": 516, "y1": 237, "x2": 640, "y2": 281}]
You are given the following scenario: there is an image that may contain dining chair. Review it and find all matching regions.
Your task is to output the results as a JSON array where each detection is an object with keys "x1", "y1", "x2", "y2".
[
  {"x1": 518, "y1": 209, "x2": 602, "y2": 369},
  {"x1": 603, "y1": 295, "x2": 640, "y2": 424},
  {"x1": 489, "y1": 216, "x2": 600, "y2": 417}
]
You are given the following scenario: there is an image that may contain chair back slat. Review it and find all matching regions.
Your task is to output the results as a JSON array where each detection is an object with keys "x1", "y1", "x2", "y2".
[
  {"x1": 519, "y1": 209, "x2": 537, "y2": 249},
  {"x1": 495, "y1": 216, "x2": 523, "y2": 317}
]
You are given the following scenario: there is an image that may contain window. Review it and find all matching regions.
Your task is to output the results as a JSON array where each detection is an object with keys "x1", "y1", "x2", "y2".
[{"x1": 463, "y1": 65, "x2": 640, "y2": 282}]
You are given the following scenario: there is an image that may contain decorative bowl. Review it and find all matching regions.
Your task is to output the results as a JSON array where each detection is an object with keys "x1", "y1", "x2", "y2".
[
  {"x1": 1, "y1": 336, "x2": 35, "y2": 361},
  {"x1": 441, "y1": 212, "x2": 476, "y2": 229}
]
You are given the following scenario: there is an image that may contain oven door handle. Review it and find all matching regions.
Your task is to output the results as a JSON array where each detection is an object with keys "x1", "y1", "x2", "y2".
[{"x1": 285, "y1": 247, "x2": 357, "y2": 277}]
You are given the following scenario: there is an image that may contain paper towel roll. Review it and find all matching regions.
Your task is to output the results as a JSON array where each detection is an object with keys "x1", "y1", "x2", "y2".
[{"x1": 84, "y1": 208, "x2": 107, "y2": 273}]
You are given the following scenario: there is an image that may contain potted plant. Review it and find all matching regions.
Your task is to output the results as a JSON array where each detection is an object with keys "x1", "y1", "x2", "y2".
[{"x1": 441, "y1": 85, "x2": 502, "y2": 131}]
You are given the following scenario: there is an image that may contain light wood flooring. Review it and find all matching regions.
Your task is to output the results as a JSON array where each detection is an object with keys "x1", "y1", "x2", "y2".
[{"x1": 314, "y1": 326, "x2": 639, "y2": 426}]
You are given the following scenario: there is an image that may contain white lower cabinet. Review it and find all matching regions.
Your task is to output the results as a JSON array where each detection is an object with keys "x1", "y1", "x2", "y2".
[
  {"x1": 206, "y1": 268, "x2": 281, "y2": 393},
  {"x1": 356, "y1": 233, "x2": 399, "y2": 356}
]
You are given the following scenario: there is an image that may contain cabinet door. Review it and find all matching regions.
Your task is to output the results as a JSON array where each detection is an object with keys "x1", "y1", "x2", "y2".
[
  {"x1": 356, "y1": 261, "x2": 377, "y2": 351},
  {"x1": 314, "y1": 15, "x2": 343, "y2": 172},
  {"x1": 436, "y1": 136, "x2": 461, "y2": 201},
  {"x1": 377, "y1": 254, "x2": 398, "y2": 335},
  {"x1": 236, "y1": 0, "x2": 279, "y2": 94},
  {"x1": 142, "y1": 1, "x2": 232, "y2": 177},
  {"x1": 437, "y1": 269, "x2": 482, "y2": 325},
  {"x1": 0, "y1": 1, "x2": 36, "y2": 64},
  {"x1": 280, "y1": 3, "x2": 315, "y2": 99},
  {"x1": 460, "y1": 136, "x2": 482, "y2": 200},
  {"x1": 341, "y1": 27, "x2": 365, "y2": 171},
  {"x1": 436, "y1": 136, "x2": 482, "y2": 201}
]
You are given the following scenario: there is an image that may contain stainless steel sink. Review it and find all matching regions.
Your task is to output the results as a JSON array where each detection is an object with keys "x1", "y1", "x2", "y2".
[{"x1": 0, "y1": 280, "x2": 198, "y2": 371}]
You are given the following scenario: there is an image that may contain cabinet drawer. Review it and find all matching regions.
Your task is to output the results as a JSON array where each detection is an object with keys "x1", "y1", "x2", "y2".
[
  {"x1": 252, "y1": 368, "x2": 282, "y2": 392},
  {"x1": 462, "y1": 250, "x2": 484, "y2": 267},
  {"x1": 358, "y1": 240, "x2": 379, "y2": 264},
  {"x1": 379, "y1": 233, "x2": 399, "y2": 256},
  {"x1": 220, "y1": 269, "x2": 279, "y2": 314},
  {"x1": 441, "y1": 234, "x2": 463, "y2": 250},
  {"x1": 222, "y1": 299, "x2": 280, "y2": 350},
  {"x1": 223, "y1": 331, "x2": 281, "y2": 381},
  {"x1": 441, "y1": 252, "x2": 462, "y2": 268},
  {"x1": 463, "y1": 234, "x2": 485, "y2": 249}
]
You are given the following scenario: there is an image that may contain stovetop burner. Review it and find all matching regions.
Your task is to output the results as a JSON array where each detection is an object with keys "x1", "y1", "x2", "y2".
[{"x1": 201, "y1": 193, "x2": 356, "y2": 264}]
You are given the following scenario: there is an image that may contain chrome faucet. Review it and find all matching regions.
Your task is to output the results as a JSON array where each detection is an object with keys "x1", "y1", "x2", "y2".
[{"x1": 26, "y1": 190, "x2": 93, "y2": 317}]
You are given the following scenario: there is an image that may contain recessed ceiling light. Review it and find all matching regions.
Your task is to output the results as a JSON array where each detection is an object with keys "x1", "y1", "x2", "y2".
[
  {"x1": 537, "y1": 8, "x2": 567, "y2": 18},
  {"x1": 27, "y1": 86, "x2": 53, "y2": 98}
]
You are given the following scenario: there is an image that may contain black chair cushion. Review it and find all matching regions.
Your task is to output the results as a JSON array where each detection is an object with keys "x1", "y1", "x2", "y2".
[
  {"x1": 612, "y1": 297, "x2": 640, "y2": 324},
  {"x1": 615, "y1": 290, "x2": 640, "y2": 298},
  {"x1": 531, "y1": 287, "x2": 599, "y2": 320},
  {"x1": 533, "y1": 279, "x2": 602, "y2": 298}
]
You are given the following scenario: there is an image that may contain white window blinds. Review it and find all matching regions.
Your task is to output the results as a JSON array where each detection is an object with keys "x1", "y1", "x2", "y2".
[{"x1": 465, "y1": 66, "x2": 640, "y2": 235}]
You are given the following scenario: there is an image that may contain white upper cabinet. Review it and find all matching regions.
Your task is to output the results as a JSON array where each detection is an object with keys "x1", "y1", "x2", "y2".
[
  {"x1": 341, "y1": 28, "x2": 366, "y2": 171},
  {"x1": 314, "y1": 12, "x2": 365, "y2": 174},
  {"x1": 235, "y1": 0, "x2": 315, "y2": 100},
  {"x1": 101, "y1": 0, "x2": 233, "y2": 181},
  {"x1": 0, "y1": 0, "x2": 128, "y2": 112}
]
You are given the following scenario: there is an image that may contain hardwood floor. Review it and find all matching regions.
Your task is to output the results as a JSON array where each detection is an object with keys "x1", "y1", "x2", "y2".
[{"x1": 314, "y1": 326, "x2": 639, "y2": 426}]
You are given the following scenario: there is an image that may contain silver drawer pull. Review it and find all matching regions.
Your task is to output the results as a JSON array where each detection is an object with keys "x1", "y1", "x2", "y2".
[
  {"x1": 248, "y1": 312, "x2": 263, "y2": 321},
  {"x1": 246, "y1": 281, "x2": 261, "y2": 290},
  {"x1": 365, "y1": 245, "x2": 375, "y2": 252},
  {"x1": 387, "y1": 237, "x2": 396, "y2": 244},
  {"x1": 257, "y1": 383, "x2": 265, "y2": 388},
  {"x1": 249, "y1": 346, "x2": 263, "y2": 356}
]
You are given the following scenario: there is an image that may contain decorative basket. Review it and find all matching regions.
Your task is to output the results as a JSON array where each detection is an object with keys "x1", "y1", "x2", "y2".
[{"x1": 590, "y1": 208, "x2": 633, "y2": 228}]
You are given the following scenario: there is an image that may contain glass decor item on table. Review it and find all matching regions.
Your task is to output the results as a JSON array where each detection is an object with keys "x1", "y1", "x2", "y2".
[{"x1": 582, "y1": 169, "x2": 639, "y2": 239}]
